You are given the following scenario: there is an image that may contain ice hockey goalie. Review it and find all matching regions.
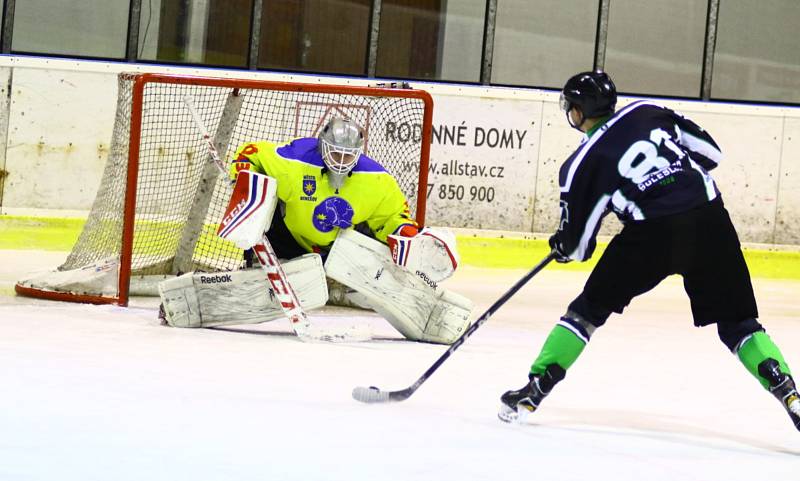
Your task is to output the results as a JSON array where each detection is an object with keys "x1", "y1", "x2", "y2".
[{"x1": 158, "y1": 117, "x2": 473, "y2": 344}]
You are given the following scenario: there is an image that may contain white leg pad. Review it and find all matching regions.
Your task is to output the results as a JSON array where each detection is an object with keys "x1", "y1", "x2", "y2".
[
  {"x1": 326, "y1": 278, "x2": 373, "y2": 310},
  {"x1": 422, "y1": 288, "x2": 474, "y2": 344},
  {"x1": 324, "y1": 229, "x2": 473, "y2": 344},
  {"x1": 159, "y1": 253, "x2": 328, "y2": 328}
]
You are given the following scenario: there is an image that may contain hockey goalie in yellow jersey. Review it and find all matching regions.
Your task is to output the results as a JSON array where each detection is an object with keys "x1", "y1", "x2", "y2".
[{"x1": 158, "y1": 117, "x2": 473, "y2": 344}]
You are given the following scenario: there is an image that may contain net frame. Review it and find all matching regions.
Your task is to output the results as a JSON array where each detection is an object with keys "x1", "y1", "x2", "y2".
[{"x1": 15, "y1": 73, "x2": 433, "y2": 306}]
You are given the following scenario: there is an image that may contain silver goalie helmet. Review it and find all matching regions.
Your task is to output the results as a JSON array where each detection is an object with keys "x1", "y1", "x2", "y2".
[{"x1": 318, "y1": 117, "x2": 365, "y2": 175}]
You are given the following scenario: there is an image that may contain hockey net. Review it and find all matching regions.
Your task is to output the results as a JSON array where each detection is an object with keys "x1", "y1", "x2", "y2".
[{"x1": 15, "y1": 73, "x2": 433, "y2": 305}]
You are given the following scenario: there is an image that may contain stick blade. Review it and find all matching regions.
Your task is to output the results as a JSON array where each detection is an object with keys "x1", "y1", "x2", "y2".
[{"x1": 352, "y1": 386, "x2": 392, "y2": 403}]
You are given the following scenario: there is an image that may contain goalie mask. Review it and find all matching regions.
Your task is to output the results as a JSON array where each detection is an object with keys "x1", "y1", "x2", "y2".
[{"x1": 318, "y1": 118, "x2": 365, "y2": 175}]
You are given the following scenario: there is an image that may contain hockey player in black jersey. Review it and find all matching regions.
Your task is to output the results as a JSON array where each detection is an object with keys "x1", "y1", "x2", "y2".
[{"x1": 498, "y1": 70, "x2": 800, "y2": 431}]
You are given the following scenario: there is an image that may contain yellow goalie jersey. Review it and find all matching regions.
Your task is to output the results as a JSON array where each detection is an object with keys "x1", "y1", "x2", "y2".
[{"x1": 229, "y1": 137, "x2": 417, "y2": 253}]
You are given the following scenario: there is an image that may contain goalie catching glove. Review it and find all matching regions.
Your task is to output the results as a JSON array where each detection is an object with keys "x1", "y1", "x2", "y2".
[{"x1": 387, "y1": 226, "x2": 459, "y2": 284}]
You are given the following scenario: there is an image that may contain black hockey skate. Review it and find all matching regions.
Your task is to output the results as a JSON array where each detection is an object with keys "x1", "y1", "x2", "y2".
[
  {"x1": 759, "y1": 359, "x2": 800, "y2": 431},
  {"x1": 498, "y1": 364, "x2": 565, "y2": 423}
]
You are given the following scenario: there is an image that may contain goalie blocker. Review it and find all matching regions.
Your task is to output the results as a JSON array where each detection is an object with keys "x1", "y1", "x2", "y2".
[{"x1": 218, "y1": 170, "x2": 278, "y2": 250}]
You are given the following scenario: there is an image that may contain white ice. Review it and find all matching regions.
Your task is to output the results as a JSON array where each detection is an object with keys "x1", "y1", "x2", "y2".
[{"x1": 1, "y1": 250, "x2": 799, "y2": 481}]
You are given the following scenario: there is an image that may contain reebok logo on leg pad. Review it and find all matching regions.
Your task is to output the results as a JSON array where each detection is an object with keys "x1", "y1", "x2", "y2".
[{"x1": 199, "y1": 274, "x2": 233, "y2": 284}]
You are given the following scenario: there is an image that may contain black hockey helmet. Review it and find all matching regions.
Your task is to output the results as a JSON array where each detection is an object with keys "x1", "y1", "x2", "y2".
[{"x1": 560, "y1": 71, "x2": 617, "y2": 120}]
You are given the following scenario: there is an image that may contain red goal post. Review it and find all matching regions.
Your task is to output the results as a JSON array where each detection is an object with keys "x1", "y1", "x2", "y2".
[{"x1": 15, "y1": 73, "x2": 433, "y2": 306}]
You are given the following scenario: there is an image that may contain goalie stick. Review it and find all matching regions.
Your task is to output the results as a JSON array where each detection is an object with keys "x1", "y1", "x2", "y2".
[
  {"x1": 352, "y1": 251, "x2": 556, "y2": 403},
  {"x1": 183, "y1": 96, "x2": 357, "y2": 343}
]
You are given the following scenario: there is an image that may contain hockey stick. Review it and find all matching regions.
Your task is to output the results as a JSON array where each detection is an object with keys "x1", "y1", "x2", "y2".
[
  {"x1": 352, "y1": 251, "x2": 556, "y2": 403},
  {"x1": 182, "y1": 96, "x2": 351, "y2": 342}
]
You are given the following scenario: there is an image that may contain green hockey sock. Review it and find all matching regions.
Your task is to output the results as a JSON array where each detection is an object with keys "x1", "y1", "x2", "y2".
[
  {"x1": 531, "y1": 325, "x2": 587, "y2": 376},
  {"x1": 737, "y1": 331, "x2": 792, "y2": 389}
]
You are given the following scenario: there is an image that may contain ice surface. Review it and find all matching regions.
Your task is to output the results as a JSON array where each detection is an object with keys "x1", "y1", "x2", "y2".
[{"x1": 1, "y1": 251, "x2": 799, "y2": 480}]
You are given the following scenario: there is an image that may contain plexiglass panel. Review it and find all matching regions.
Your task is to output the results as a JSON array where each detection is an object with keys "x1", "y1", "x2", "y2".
[
  {"x1": 604, "y1": 0, "x2": 706, "y2": 97},
  {"x1": 138, "y1": 0, "x2": 253, "y2": 67},
  {"x1": 258, "y1": 0, "x2": 370, "y2": 75},
  {"x1": 13, "y1": 0, "x2": 129, "y2": 58},
  {"x1": 712, "y1": 0, "x2": 800, "y2": 103},
  {"x1": 492, "y1": 0, "x2": 598, "y2": 88},
  {"x1": 377, "y1": 0, "x2": 484, "y2": 82}
]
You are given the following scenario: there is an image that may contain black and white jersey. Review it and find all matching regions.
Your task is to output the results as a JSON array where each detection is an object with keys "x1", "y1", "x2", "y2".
[{"x1": 557, "y1": 100, "x2": 723, "y2": 261}]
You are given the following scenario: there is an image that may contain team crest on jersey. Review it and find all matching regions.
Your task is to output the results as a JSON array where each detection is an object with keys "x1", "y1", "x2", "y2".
[
  {"x1": 300, "y1": 175, "x2": 317, "y2": 201},
  {"x1": 312, "y1": 196, "x2": 354, "y2": 233}
]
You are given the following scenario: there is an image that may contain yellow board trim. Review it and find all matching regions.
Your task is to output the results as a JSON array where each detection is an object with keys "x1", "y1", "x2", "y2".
[{"x1": 1, "y1": 215, "x2": 799, "y2": 280}]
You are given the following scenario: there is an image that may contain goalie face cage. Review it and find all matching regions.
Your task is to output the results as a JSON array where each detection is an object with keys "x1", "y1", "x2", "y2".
[{"x1": 15, "y1": 73, "x2": 433, "y2": 306}]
